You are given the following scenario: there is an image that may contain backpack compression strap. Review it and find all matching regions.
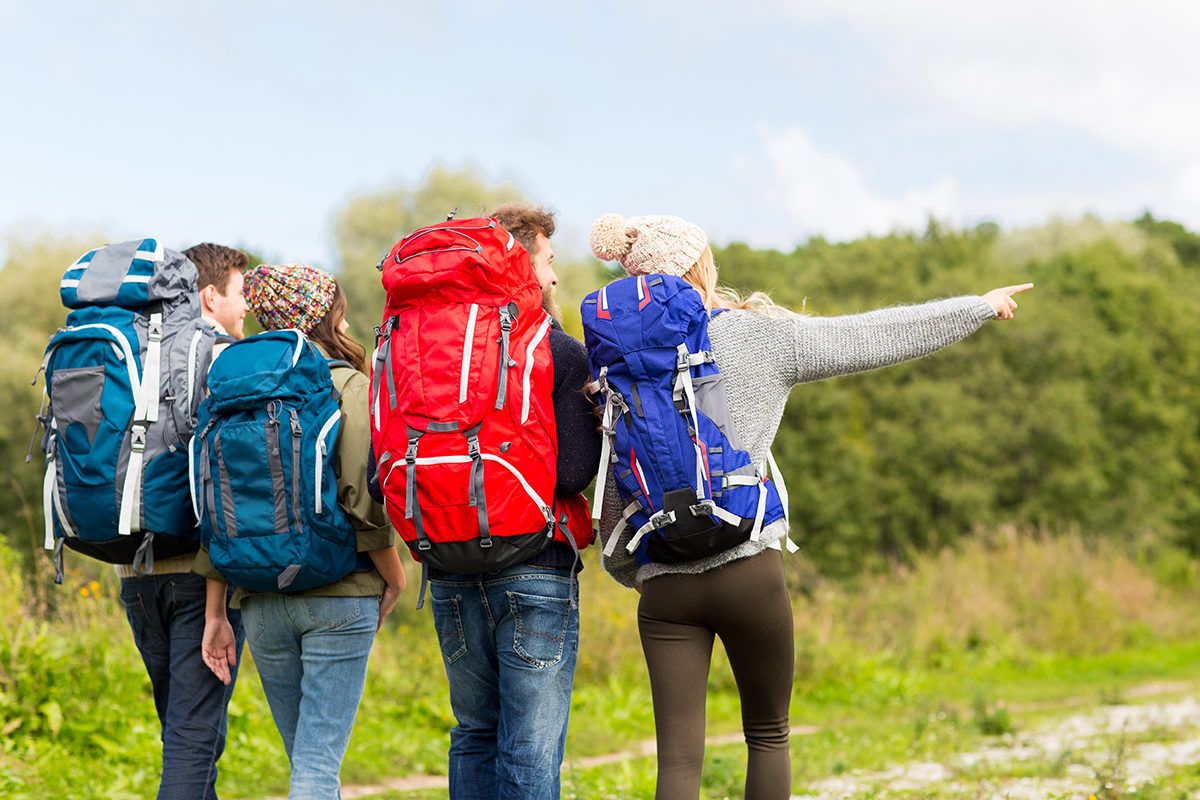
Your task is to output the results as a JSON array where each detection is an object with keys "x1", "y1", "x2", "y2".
[{"x1": 119, "y1": 310, "x2": 163, "y2": 539}]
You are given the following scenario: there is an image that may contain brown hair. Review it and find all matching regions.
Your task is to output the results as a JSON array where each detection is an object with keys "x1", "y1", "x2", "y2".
[
  {"x1": 184, "y1": 243, "x2": 248, "y2": 294},
  {"x1": 308, "y1": 283, "x2": 367, "y2": 373},
  {"x1": 489, "y1": 203, "x2": 557, "y2": 258},
  {"x1": 682, "y1": 247, "x2": 787, "y2": 317}
]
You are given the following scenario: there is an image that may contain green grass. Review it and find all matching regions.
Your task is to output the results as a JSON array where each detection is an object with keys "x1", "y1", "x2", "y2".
[{"x1": 6, "y1": 533, "x2": 1200, "y2": 799}]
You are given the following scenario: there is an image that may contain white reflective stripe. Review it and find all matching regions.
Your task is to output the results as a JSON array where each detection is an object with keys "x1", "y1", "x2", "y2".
[
  {"x1": 748, "y1": 483, "x2": 767, "y2": 543},
  {"x1": 43, "y1": 456, "x2": 56, "y2": 549},
  {"x1": 186, "y1": 330, "x2": 202, "y2": 413},
  {"x1": 384, "y1": 454, "x2": 470, "y2": 486},
  {"x1": 603, "y1": 500, "x2": 642, "y2": 557},
  {"x1": 459, "y1": 303, "x2": 479, "y2": 404},
  {"x1": 60, "y1": 279, "x2": 80, "y2": 288},
  {"x1": 506, "y1": 232, "x2": 515, "y2": 251},
  {"x1": 766, "y1": 450, "x2": 789, "y2": 528},
  {"x1": 66, "y1": 324, "x2": 140, "y2": 397},
  {"x1": 188, "y1": 435, "x2": 200, "y2": 522},
  {"x1": 636, "y1": 277, "x2": 644, "y2": 301},
  {"x1": 290, "y1": 329, "x2": 306, "y2": 367},
  {"x1": 520, "y1": 315, "x2": 553, "y2": 424},
  {"x1": 122, "y1": 274, "x2": 152, "y2": 284},
  {"x1": 141, "y1": 312, "x2": 163, "y2": 424},
  {"x1": 110, "y1": 342, "x2": 124, "y2": 360},
  {"x1": 724, "y1": 474, "x2": 761, "y2": 488},
  {"x1": 135, "y1": 242, "x2": 164, "y2": 261},
  {"x1": 384, "y1": 453, "x2": 552, "y2": 523},
  {"x1": 481, "y1": 454, "x2": 552, "y2": 522},
  {"x1": 314, "y1": 409, "x2": 342, "y2": 514}
]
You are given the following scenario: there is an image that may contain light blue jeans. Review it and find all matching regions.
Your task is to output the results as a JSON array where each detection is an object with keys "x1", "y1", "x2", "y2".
[
  {"x1": 242, "y1": 593, "x2": 380, "y2": 800},
  {"x1": 430, "y1": 564, "x2": 580, "y2": 800}
]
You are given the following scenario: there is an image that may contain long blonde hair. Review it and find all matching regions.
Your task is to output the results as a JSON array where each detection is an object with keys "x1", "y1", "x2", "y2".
[{"x1": 681, "y1": 247, "x2": 790, "y2": 316}]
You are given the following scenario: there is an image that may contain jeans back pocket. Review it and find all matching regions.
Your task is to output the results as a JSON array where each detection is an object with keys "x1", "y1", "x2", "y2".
[{"x1": 507, "y1": 591, "x2": 570, "y2": 668}]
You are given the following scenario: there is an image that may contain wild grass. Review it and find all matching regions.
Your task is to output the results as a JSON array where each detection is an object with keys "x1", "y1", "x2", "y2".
[{"x1": 3, "y1": 531, "x2": 1200, "y2": 798}]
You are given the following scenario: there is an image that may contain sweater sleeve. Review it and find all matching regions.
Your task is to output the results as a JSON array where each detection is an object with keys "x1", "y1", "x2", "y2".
[
  {"x1": 596, "y1": 475, "x2": 640, "y2": 589},
  {"x1": 331, "y1": 368, "x2": 395, "y2": 552},
  {"x1": 550, "y1": 326, "x2": 603, "y2": 497},
  {"x1": 777, "y1": 296, "x2": 996, "y2": 385}
]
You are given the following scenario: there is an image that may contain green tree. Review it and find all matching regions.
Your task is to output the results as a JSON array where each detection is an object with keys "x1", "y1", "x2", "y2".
[
  {"x1": 332, "y1": 165, "x2": 524, "y2": 338},
  {"x1": 0, "y1": 232, "x2": 106, "y2": 564}
]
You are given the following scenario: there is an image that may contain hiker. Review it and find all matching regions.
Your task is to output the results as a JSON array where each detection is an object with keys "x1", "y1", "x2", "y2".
[
  {"x1": 369, "y1": 204, "x2": 600, "y2": 799},
  {"x1": 585, "y1": 213, "x2": 1032, "y2": 800},
  {"x1": 195, "y1": 264, "x2": 404, "y2": 800},
  {"x1": 37, "y1": 240, "x2": 248, "y2": 799}
]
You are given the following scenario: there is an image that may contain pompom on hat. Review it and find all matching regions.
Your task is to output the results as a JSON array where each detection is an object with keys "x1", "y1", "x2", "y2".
[
  {"x1": 243, "y1": 263, "x2": 337, "y2": 334},
  {"x1": 589, "y1": 213, "x2": 708, "y2": 277}
]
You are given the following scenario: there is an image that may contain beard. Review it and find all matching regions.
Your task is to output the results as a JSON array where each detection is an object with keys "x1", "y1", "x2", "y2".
[{"x1": 542, "y1": 286, "x2": 562, "y2": 322}]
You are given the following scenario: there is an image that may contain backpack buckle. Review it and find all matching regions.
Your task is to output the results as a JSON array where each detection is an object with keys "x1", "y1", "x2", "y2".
[
  {"x1": 689, "y1": 500, "x2": 716, "y2": 517},
  {"x1": 405, "y1": 439, "x2": 419, "y2": 464},
  {"x1": 417, "y1": 539, "x2": 432, "y2": 551},
  {"x1": 649, "y1": 510, "x2": 676, "y2": 530}
]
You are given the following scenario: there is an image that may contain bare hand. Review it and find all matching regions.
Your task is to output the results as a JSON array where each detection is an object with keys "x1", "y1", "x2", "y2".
[
  {"x1": 202, "y1": 617, "x2": 238, "y2": 686},
  {"x1": 981, "y1": 283, "x2": 1034, "y2": 320},
  {"x1": 377, "y1": 576, "x2": 405, "y2": 631}
]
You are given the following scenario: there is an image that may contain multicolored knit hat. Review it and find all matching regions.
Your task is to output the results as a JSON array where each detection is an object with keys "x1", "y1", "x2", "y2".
[
  {"x1": 589, "y1": 213, "x2": 709, "y2": 277},
  {"x1": 243, "y1": 263, "x2": 337, "y2": 334}
]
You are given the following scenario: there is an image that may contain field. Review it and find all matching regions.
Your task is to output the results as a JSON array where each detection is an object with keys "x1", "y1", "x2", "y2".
[{"x1": 5, "y1": 531, "x2": 1200, "y2": 799}]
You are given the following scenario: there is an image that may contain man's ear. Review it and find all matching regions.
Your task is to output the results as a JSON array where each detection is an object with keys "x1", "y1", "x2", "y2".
[{"x1": 198, "y1": 284, "x2": 215, "y2": 314}]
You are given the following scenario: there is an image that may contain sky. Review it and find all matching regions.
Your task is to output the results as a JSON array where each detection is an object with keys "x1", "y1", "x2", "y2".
[{"x1": 2, "y1": 0, "x2": 1198, "y2": 267}]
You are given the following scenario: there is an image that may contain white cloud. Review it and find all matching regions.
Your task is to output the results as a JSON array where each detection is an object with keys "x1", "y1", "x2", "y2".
[
  {"x1": 781, "y1": 2, "x2": 1200, "y2": 157},
  {"x1": 760, "y1": 128, "x2": 957, "y2": 240}
]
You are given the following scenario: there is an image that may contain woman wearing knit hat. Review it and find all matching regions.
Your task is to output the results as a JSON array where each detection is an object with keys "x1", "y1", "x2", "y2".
[
  {"x1": 197, "y1": 263, "x2": 404, "y2": 799},
  {"x1": 588, "y1": 213, "x2": 1032, "y2": 799}
]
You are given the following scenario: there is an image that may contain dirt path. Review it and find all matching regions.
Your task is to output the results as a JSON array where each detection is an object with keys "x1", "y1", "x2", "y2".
[
  {"x1": 793, "y1": 694, "x2": 1200, "y2": 799},
  {"x1": 265, "y1": 681, "x2": 1198, "y2": 800}
]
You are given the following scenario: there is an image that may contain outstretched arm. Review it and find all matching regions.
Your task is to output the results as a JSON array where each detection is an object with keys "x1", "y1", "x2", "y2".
[{"x1": 783, "y1": 284, "x2": 1032, "y2": 385}]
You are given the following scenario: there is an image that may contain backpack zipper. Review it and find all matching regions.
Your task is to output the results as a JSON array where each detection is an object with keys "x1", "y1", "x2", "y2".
[{"x1": 495, "y1": 303, "x2": 516, "y2": 410}]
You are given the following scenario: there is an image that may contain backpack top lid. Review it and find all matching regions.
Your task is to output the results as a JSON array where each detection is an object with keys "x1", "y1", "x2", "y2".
[
  {"x1": 380, "y1": 218, "x2": 540, "y2": 311},
  {"x1": 61, "y1": 238, "x2": 196, "y2": 311},
  {"x1": 205, "y1": 330, "x2": 333, "y2": 412},
  {"x1": 583, "y1": 274, "x2": 717, "y2": 381}
]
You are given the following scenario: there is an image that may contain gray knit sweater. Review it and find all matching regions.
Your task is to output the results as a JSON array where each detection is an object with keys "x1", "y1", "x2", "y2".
[{"x1": 597, "y1": 296, "x2": 998, "y2": 588}]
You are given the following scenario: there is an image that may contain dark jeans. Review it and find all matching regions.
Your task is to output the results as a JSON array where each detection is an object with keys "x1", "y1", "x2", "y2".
[
  {"x1": 430, "y1": 564, "x2": 580, "y2": 800},
  {"x1": 120, "y1": 571, "x2": 245, "y2": 800},
  {"x1": 638, "y1": 550, "x2": 794, "y2": 800}
]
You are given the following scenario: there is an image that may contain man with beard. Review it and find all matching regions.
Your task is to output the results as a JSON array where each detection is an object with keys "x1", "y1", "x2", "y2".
[{"x1": 425, "y1": 203, "x2": 601, "y2": 799}]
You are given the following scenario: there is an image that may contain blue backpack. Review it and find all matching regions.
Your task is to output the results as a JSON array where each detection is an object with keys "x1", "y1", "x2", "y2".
[
  {"x1": 36, "y1": 239, "x2": 219, "y2": 581},
  {"x1": 582, "y1": 274, "x2": 791, "y2": 565},
  {"x1": 192, "y1": 330, "x2": 356, "y2": 593}
]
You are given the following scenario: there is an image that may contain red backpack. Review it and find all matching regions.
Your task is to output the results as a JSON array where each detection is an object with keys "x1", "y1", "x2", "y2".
[{"x1": 370, "y1": 217, "x2": 590, "y2": 601}]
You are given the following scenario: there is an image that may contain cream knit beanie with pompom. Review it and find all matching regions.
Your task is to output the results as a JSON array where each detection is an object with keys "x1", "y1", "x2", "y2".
[{"x1": 589, "y1": 213, "x2": 708, "y2": 277}]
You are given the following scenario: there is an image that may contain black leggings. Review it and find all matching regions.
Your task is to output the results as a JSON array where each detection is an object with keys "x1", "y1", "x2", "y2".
[{"x1": 638, "y1": 549, "x2": 794, "y2": 800}]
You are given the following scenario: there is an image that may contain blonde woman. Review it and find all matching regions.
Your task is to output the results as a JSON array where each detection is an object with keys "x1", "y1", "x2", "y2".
[{"x1": 589, "y1": 213, "x2": 1031, "y2": 800}]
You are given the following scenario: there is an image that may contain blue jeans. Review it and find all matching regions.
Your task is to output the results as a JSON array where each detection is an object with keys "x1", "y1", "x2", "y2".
[
  {"x1": 430, "y1": 564, "x2": 580, "y2": 800},
  {"x1": 120, "y1": 571, "x2": 245, "y2": 800},
  {"x1": 242, "y1": 594, "x2": 380, "y2": 800}
]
